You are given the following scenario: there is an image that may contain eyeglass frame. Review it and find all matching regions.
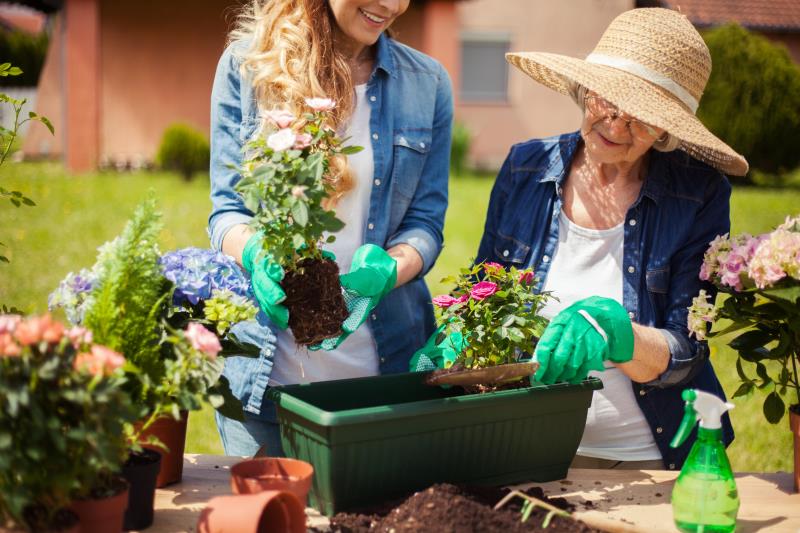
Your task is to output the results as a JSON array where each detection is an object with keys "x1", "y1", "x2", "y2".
[{"x1": 583, "y1": 93, "x2": 661, "y2": 140}]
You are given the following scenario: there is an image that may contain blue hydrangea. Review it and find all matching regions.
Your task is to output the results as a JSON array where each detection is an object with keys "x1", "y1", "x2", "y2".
[{"x1": 159, "y1": 247, "x2": 253, "y2": 308}]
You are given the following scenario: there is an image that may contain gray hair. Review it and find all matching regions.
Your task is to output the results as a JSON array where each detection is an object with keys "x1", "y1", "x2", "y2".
[{"x1": 568, "y1": 82, "x2": 680, "y2": 152}]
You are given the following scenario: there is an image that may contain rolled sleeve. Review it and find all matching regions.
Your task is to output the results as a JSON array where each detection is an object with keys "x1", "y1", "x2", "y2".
[
  {"x1": 209, "y1": 211, "x2": 253, "y2": 252},
  {"x1": 648, "y1": 328, "x2": 709, "y2": 388},
  {"x1": 386, "y1": 227, "x2": 439, "y2": 276}
]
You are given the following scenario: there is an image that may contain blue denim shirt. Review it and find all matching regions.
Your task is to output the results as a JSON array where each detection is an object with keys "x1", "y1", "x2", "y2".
[
  {"x1": 476, "y1": 132, "x2": 734, "y2": 470},
  {"x1": 208, "y1": 33, "x2": 452, "y2": 420}
]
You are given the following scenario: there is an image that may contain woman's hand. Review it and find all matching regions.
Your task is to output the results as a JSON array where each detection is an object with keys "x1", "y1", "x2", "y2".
[{"x1": 387, "y1": 243, "x2": 423, "y2": 287}]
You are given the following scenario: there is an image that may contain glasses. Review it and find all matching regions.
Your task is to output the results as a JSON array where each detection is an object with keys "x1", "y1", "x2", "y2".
[{"x1": 584, "y1": 94, "x2": 660, "y2": 140}]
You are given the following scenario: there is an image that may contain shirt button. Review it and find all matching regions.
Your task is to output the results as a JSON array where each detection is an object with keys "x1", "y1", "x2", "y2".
[
  {"x1": 628, "y1": 311, "x2": 635, "y2": 319},
  {"x1": 656, "y1": 427, "x2": 663, "y2": 434},
  {"x1": 371, "y1": 314, "x2": 377, "y2": 320},
  {"x1": 420, "y1": 142, "x2": 426, "y2": 149},
  {"x1": 502, "y1": 250, "x2": 510, "y2": 257},
  {"x1": 542, "y1": 255, "x2": 550, "y2": 263},
  {"x1": 639, "y1": 389, "x2": 646, "y2": 396},
  {"x1": 627, "y1": 266, "x2": 635, "y2": 274},
  {"x1": 380, "y1": 357, "x2": 386, "y2": 363},
  {"x1": 368, "y1": 223, "x2": 374, "y2": 230},
  {"x1": 629, "y1": 219, "x2": 637, "y2": 226},
  {"x1": 374, "y1": 179, "x2": 381, "y2": 186},
  {"x1": 372, "y1": 133, "x2": 379, "y2": 140},
  {"x1": 369, "y1": 95, "x2": 377, "y2": 102},
  {"x1": 669, "y1": 463, "x2": 676, "y2": 470}
]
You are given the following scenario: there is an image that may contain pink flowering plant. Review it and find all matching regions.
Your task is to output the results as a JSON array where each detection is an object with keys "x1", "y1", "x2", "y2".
[
  {"x1": 234, "y1": 98, "x2": 362, "y2": 270},
  {"x1": 0, "y1": 314, "x2": 138, "y2": 531},
  {"x1": 434, "y1": 262, "x2": 551, "y2": 369},
  {"x1": 687, "y1": 214, "x2": 800, "y2": 423}
]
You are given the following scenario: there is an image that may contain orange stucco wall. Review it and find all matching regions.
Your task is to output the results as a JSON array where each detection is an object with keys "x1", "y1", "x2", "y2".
[
  {"x1": 765, "y1": 32, "x2": 800, "y2": 66},
  {"x1": 98, "y1": 0, "x2": 230, "y2": 165},
  {"x1": 456, "y1": 0, "x2": 634, "y2": 170}
]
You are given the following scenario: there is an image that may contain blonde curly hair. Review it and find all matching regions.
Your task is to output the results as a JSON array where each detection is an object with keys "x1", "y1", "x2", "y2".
[{"x1": 230, "y1": 0, "x2": 355, "y2": 201}]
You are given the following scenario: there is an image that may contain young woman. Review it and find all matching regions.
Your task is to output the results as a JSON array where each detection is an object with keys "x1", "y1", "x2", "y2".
[{"x1": 208, "y1": 0, "x2": 453, "y2": 456}]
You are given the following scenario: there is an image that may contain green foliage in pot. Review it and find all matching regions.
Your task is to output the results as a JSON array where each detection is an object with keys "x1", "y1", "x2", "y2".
[
  {"x1": 434, "y1": 262, "x2": 551, "y2": 369},
  {"x1": 0, "y1": 314, "x2": 137, "y2": 531},
  {"x1": 234, "y1": 99, "x2": 361, "y2": 272},
  {"x1": 688, "y1": 214, "x2": 800, "y2": 423}
]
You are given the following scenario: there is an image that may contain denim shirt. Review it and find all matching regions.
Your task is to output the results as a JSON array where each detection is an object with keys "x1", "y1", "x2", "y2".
[
  {"x1": 208, "y1": 33, "x2": 453, "y2": 420},
  {"x1": 476, "y1": 131, "x2": 734, "y2": 470}
]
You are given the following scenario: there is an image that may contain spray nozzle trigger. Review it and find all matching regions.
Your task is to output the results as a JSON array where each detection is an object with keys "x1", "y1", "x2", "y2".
[
  {"x1": 670, "y1": 389, "x2": 734, "y2": 449},
  {"x1": 670, "y1": 389, "x2": 698, "y2": 448}
]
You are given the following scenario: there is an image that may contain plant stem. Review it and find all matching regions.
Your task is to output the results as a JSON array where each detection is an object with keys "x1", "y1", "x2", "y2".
[{"x1": 792, "y1": 342, "x2": 800, "y2": 407}]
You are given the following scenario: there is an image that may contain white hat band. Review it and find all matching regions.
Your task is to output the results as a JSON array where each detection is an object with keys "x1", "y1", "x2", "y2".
[{"x1": 586, "y1": 53, "x2": 699, "y2": 113}]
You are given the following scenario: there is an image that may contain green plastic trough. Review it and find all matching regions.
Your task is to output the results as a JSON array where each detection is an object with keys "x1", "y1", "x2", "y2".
[{"x1": 267, "y1": 371, "x2": 602, "y2": 515}]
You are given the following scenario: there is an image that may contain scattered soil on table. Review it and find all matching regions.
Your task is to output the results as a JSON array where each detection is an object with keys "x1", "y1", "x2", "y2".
[
  {"x1": 282, "y1": 257, "x2": 348, "y2": 346},
  {"x1": 327, "y1": 484, "x2": 601, "y2": 533}
]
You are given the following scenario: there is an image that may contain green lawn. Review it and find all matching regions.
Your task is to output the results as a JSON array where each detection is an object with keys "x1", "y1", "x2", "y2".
[{"x1": 1, "y1": 162, "x2": 798, "y2": 470}]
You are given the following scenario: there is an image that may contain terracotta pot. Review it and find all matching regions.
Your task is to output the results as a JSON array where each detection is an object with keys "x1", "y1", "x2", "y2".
[
  {"x1": 137, "y1": 410, "x2": 188, "y2": 487},
  {"x1": 70, "y1": 482, "x2": 129, "y2": 533},
  {"x1": 791, "y1": 406, "x2": 800, "y2": 493},
  {"x1": 197, "y1": 491, "x2": 305, "y2": 533},
  {"x1": 230, "y1": 457, "x2": 314, "y2": 504}
]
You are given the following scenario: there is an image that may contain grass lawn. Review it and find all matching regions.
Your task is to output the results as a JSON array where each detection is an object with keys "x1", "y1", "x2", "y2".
[{"x1": 1, "y1": 162, "x2": 798, "y2": 470}]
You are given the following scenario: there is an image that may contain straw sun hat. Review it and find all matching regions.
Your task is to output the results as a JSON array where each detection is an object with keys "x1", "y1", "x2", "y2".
[{"x1": 506, "y1": 8, "x2": 749, "y2": 176}]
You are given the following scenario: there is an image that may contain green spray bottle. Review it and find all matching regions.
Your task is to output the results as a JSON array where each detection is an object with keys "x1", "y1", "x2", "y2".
[{"x1": 670, "y1": 389, "x2": 739, "y2": 533}]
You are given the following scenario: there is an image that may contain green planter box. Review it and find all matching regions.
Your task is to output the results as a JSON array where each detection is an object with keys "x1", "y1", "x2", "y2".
[{"x1": 267, "y1": 372, "x2": 602, "y2": 515}]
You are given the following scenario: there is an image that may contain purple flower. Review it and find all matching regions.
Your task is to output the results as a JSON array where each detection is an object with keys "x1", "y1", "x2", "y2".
[
  {"x1": 470, "y1": 281, "x2": 498, "y2": 301},
  {"x1": 48, "y1": 268, "x2": 98, "y2": 324},
  {"x1": 160, "y1": 248, "x2": 253, "y2": 307}
]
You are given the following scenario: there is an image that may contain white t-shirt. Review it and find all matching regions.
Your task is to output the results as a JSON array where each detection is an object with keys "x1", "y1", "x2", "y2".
[
  {"x1": 540, "y1": 210, "x2": 661, "y2": 461},
  {"x1": 269, "y1": 84, "x2": 380, "y2": 386}
]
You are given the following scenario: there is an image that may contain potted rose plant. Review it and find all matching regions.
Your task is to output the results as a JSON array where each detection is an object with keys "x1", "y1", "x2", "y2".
[
  {"x1": 412, "y1": 262, "x2": 552, "y2": 388},
  {"x1": 234, "y1": 98, "x2": 362, "y2": 345},
  {"x1": 687, "y1": 214, "x2": 800, "y2": 491},
  {"x1": 0, "y1": 314, "x2": 137, "y2": 533}
]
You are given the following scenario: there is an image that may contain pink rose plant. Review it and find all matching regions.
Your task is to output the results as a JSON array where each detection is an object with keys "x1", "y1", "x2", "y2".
[
  {"x1": 264, "y1": 109, "x2": 296, "y2": 129},
  {"x1": 185, "y1": 322, "x2": 222, "y2": 358},
  {"x1": 73, "y1": 345, "x2": 126, "y2": 377},
  {"x1": 470, "y1": 281, "x2": 498, "y2": 301},
  {"x1": 305, "y1": 97, "x2": 336, "y2": 112}
]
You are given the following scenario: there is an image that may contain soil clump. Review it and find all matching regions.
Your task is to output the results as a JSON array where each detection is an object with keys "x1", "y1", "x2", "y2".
[{"x1": 282, "y1": 257, "x2": 348, "y2": 345}]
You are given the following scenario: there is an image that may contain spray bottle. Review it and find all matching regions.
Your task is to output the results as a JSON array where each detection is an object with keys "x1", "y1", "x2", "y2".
[{"x1": 670, "y1": 389, "x2": 739, "y2": 533}]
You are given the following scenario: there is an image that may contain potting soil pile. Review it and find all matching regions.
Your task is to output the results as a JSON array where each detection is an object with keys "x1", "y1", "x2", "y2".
[{"x1": 326, "y1": 484, "x2": 601, "y2": 533}]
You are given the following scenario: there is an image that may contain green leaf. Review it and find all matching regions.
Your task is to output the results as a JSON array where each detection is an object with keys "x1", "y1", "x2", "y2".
[
  {"x1": 291, "y1": 201, "x2": 309, "y2": 227},
  {"x1": 340, "y1": 145, "x2": 364, "y2": 155},
  {"x1": 763, "y1": 390, "x2": 785, "y2": 424},
  {"x1": 729, "y1": 329, "x2": 775, "y2": 352},
  {"x1": 36, "y1": 115, "x2": 54, "y2": 135},
  {"x1": 755, "y1": 362, "x2": 772, "y2": 388},
  {"x1": 208, "y1": 376, "x2": 245, "y2": 421},
  {"x1": 735, "y1": 357, "x2": 750, "y2": 382},
  {"x1": 292, "y1": 233, "x2": 305, "y2": 249},
  {"x1": 731, "y1": 382, "x2": 754, "y2": 399},
  {"x1": 761, "y1": 285, "x2": 800, "y2": 305}
]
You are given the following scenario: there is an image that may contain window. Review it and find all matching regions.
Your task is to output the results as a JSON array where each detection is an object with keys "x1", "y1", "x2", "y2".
[{"x1": 460, "y1": 32, "x2": 510, "y2": 102}]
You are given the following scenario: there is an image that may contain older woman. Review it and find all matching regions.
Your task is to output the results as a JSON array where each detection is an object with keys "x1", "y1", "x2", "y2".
[{"x1": 475, "y1": 8, "x2": 747, "y2": 471}]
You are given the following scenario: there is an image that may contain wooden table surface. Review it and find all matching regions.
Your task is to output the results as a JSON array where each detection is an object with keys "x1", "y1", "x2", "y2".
[{"x1": 142, "y1": 454, "x2": 800, "y2": 533}]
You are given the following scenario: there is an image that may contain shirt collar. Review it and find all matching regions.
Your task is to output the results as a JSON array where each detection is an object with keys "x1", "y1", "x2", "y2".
[
  {"x1": 373, "y1": 33, "x2": 395, "y2": 78},
  {"x1": 537, "y1": 130, "x2": 667, "y2": 205}
]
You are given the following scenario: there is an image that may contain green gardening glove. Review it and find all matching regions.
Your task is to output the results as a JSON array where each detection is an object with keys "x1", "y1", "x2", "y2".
[
  {"x1": 409, "y1": 324, "x2": 465, "y2": 372},
  {"x1": 242, "y1": 232, "x2": 289, "y2": 330},
  {"x1": 533, "y1": 296, "x2": 634, "y2": 385},
  {"x1": 309, "y1": 244, "x2": 397, "y2": 351}
]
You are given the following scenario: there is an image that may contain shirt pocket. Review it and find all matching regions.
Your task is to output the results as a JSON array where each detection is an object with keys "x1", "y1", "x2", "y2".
[
  {"x1": 391, "y1": 129, "x2": 431, "y2": 200},
  {"x1": 493, "y1": 232, "x2": 531, "y2": 265},
  {"x1": 646, "y1": 267, "x2": 670, "y2": 322}
]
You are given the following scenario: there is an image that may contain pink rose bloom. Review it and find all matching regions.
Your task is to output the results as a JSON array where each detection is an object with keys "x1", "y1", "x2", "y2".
[
  {"x1": 264, "y1": 109, "x2": 296, "y2": 129},
  {"x1": 0, "y1": 333, "x2": 21, "y2": 357},
  {"x1": 518, "y1": 271, "x2": 535, "y2": 285},
  {"x1": 470, "y1": 281, "x2": 498, "y2": 301},
  {"x1": 293, "y1": 133, "x2": 313, "y2": 150},
  {"x1": 0, "y1": 314, "x2": 21, "y2": 335},
  {"x1": 67, "y1": 326, "x2": 93, "y2": 348},
  {"x1": 74, "y1": 345, "x2": 125, "y2": 376},
  {"x1": 13, "y1": 315, "x2": 62, "y2": 346},
  {"x1": 185, "y1": 322, "x2": 222, "y2": 358},
  {"x1": 267, "y1": 128, "x2": 297, "y2": 152},
  {"x1": 432, "y1": 294, "x2": 468, "y2": 308},
  {"x1": 291, "y1": 185, "x2": 308, "y2": 200},
  {"x1": 483, "y1": 262, "x2": 504, "y2": 276},
  {"x1": 305, "y1": 97, "x2": 336, "y2": 112}
]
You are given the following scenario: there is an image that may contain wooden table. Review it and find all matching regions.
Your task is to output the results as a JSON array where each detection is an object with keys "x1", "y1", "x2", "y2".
[{"x1": 143, "y1": 455, "x2": 800, "y2": 532}]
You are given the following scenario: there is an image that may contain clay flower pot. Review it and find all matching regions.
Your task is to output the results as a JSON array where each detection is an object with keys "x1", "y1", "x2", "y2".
[
  {"x1": 136, "y1": 410, "x2": 188, "y2": 487},
  {"x1": 791, "y1": 405, "x2": 800, "y2": 493},
  {"x1": 230, "y1": 457, "x2": 314, "y2": 503},
  {"x1": 197, "y1": 491, "x2": 305, "y2": 533},
  {"x1": 70, "y1": 481, "x2": 129, "y2": 533}
]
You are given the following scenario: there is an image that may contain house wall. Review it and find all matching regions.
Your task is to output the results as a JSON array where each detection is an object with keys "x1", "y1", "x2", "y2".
[
  {"x1": 456, "y1": 0, "x2": 634, "y2": 170},
  {"x1": 765, "y1": 32, "x2": 800, "y2": 65}
]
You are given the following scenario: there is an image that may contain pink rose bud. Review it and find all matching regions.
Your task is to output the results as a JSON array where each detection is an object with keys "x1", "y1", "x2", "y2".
[
  {"x1": 0, "y1": 333, "x2": 21, "y2": 357},
  {"x1": 291, "y1": 186, "x2": 308, "y2": 200},
  {"x1": 518, "y1": 271, "x2": 535, "y2": 285},
  {"x1": 293, "y1": 133, "x2": 313, "y2": 150},
  {"x1": 67, "y1": 326, "x2": 93, "y2": 348},
  {"x1": 0, "y1": 314, "x2": 21, "y2": 335},
  {"x1": 433, "y1": 295, "x2": 458, "y2": 308},
  {"x1": 483, "y1": 262, "x2": 504, "y2": 275},
  {"x1": 185, "y1": 322, "x2": 222, "y2": 358},
  {"x1": 74, "y1": 345, "x2": 125, "y2": 376},
  {"x1": 305, "y1": 97, "x2": 336, "y2": 112},
  {"x1": 13, "y1": 316, "x2": 46, "y2": 346},
  {"x1": 267, "y1": 128, "x2": 297, "y2": 152},
  {"x1": 470, "y1": 281, "x2": 498, "y2": 301},
  {"x1": 264, "y1": 109, "x2": 296, "y2": 129}
]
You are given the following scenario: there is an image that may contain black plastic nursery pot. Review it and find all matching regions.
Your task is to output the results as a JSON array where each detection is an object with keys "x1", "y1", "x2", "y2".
[
  {"x1": 267, "y1": 371, "x2": 603, "y2": 515},
  {"x1": 122, "y1": 448, "x2": 162, "y2": 531}
]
